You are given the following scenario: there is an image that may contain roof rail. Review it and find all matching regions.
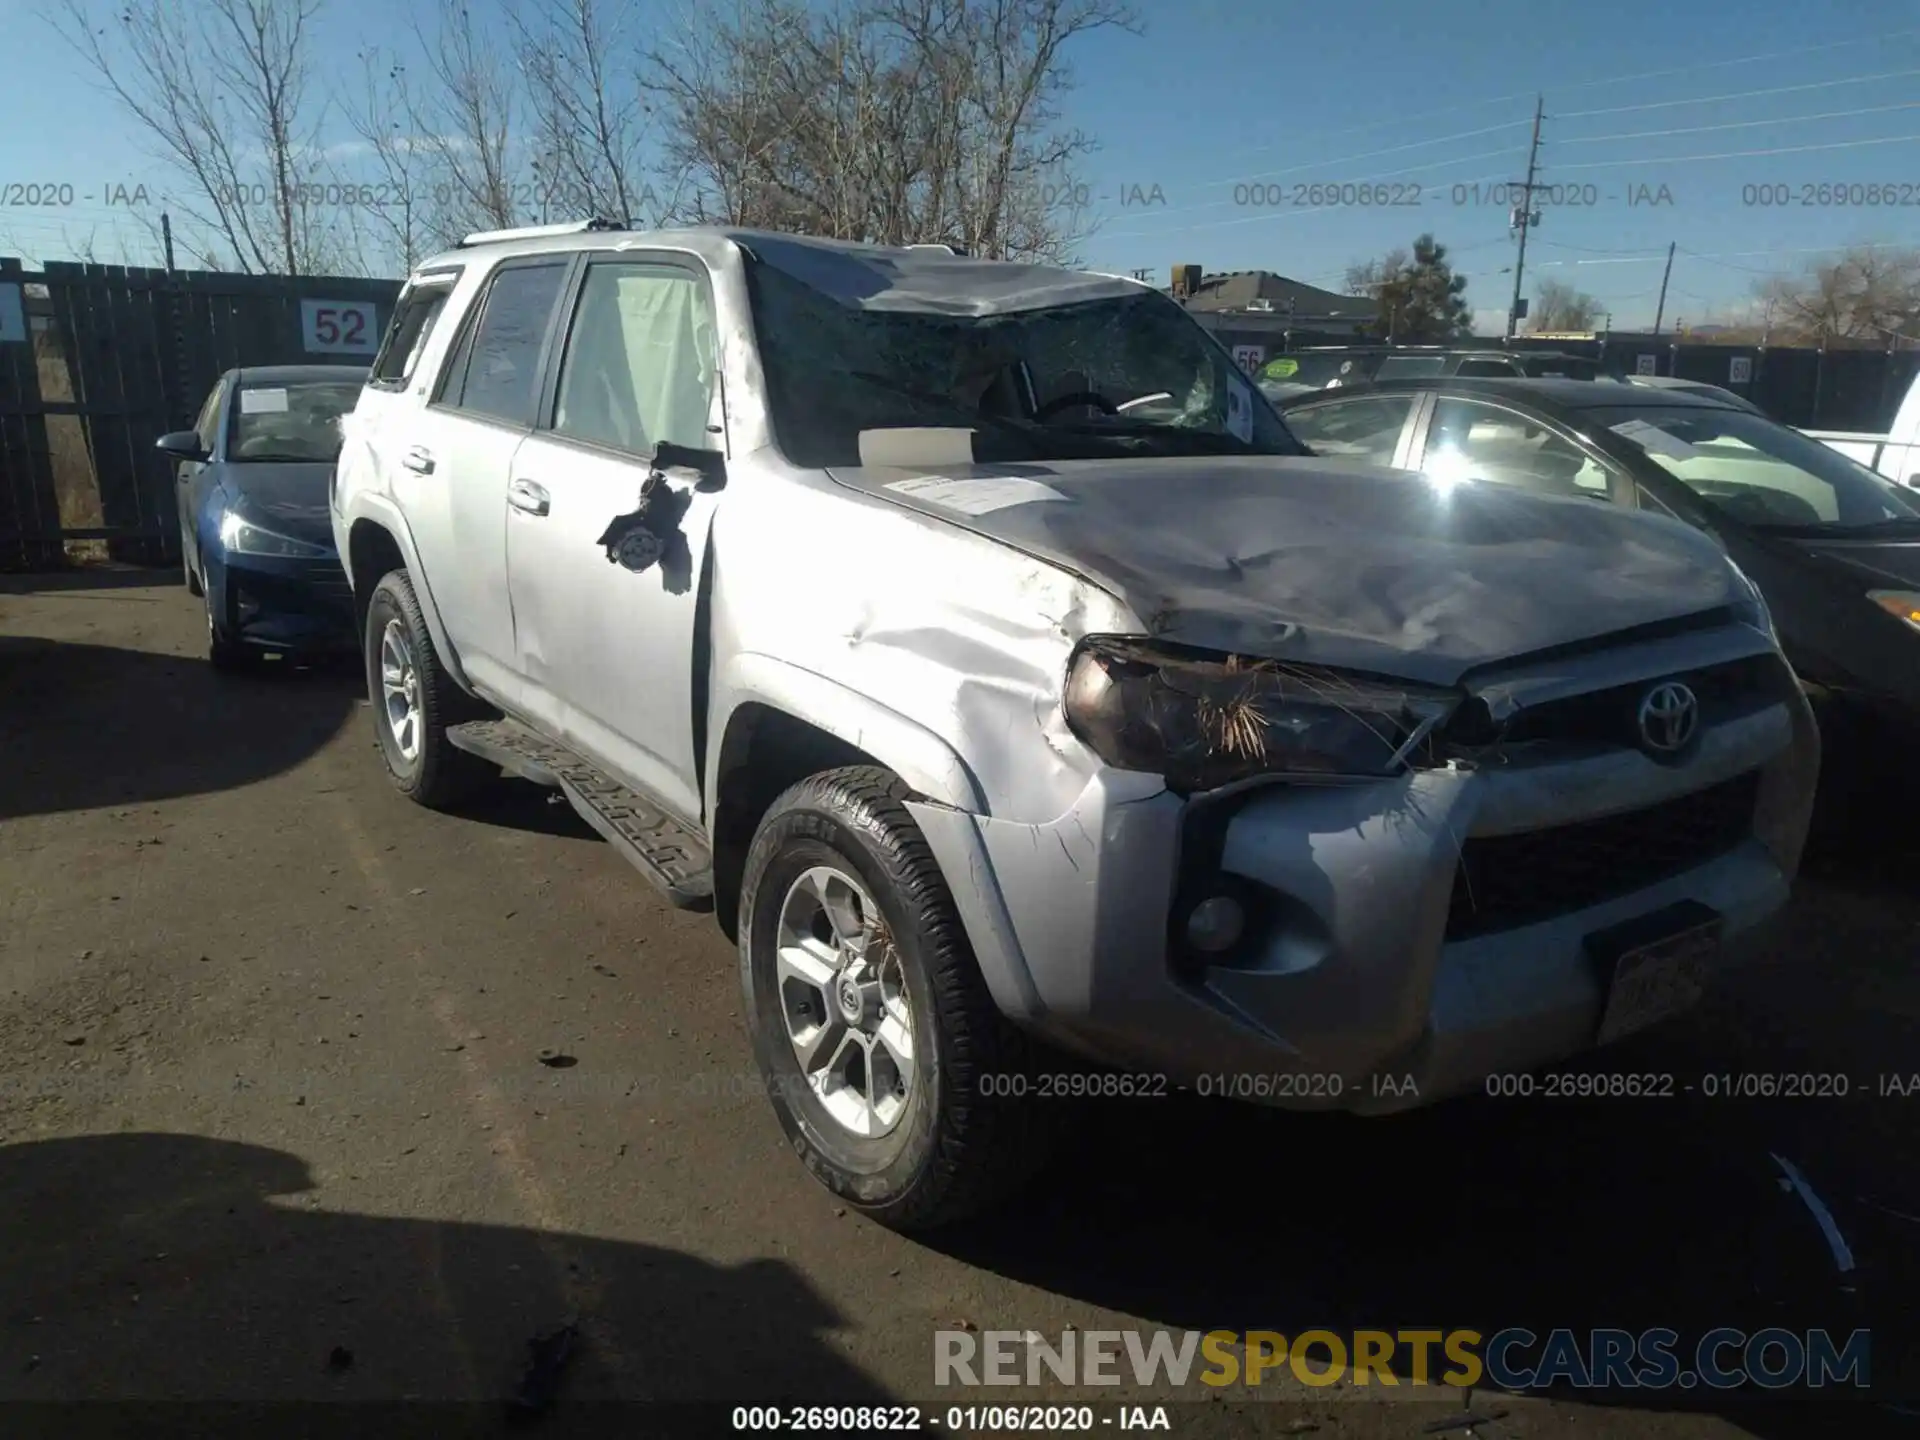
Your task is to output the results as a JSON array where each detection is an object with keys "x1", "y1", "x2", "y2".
[
  {"x1": 457, "y1": 218, "x2": 627, "y2": 249},
  {"x1": 905, "y1": 242, "x2": 966, "y2": 256}
]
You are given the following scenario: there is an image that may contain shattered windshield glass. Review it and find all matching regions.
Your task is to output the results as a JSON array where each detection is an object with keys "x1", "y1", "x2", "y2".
[{"x1": 745, "y1": 259, "x2": 1306, "y2": 466}]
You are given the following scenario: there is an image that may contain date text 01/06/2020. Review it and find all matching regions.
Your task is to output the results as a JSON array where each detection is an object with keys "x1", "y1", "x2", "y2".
[{"x1": 730, "y1": 1405, "x2": 1172, "y2": 1432}]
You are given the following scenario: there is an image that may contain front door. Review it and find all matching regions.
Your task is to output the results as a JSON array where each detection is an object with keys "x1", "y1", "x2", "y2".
[
  {"x1": 393, "y1": 258, "x2": 572, "y2": 702},
  {"x1": 505, "y1": 254, "x2": 725, "y2": 822}
]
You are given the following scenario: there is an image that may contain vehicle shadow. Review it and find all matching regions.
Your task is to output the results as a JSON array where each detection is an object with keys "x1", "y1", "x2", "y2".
[
  {"x1": 451, "y1": 776, "x2": 603, "y2": 845},
  {"x1": 0, "y1": 636, "x2": 360, "y2": 820},
  {"x1": 0, "y1": 1133, "x2": 895, "y2": 1436}
]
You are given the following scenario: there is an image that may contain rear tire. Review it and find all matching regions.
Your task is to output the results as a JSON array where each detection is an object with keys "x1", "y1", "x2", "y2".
[
  {"x1": 364, "y1": 568, "x2": 490, "y2": 810},
  {"x1": 738, "y1": 766, "x2": 1057, "y2": 1232}
]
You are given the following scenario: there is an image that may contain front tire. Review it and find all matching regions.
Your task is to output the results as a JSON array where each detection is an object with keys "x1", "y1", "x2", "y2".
[
  {"x1": 739, "y1": 766, "x2": 1055, "y2": 1232},
  {"x1": 364, "y1": 569, "x2": 489, "y2": 810}
]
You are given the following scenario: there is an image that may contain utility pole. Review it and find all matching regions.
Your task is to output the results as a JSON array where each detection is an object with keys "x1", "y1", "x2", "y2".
[
  {"x1": 1505, "y1": 95, "x2": 1545, "y2": 341},
  {"x1": 1651, "y1": 241, "x2": 1676, "y2": 336},
  {"x1": 161, "y1": 212, "x2": 176, "y2": 273}
]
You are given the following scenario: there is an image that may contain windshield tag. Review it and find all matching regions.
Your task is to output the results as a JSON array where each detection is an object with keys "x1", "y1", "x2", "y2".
[
  {"x1": 1611, "y1": 418, "x2": 1702, "y2": 461},
  {"x1": 1225, "y1": 378, "x2": 1254, "y2": 443},
  {"x1": 858, "y1": 427, "x2": 975, "y2": 467},
  {"x1": 884, "y1": 474, "x2": 1066, "y2": 516},
  {"x1": 240, "y1": 388, "x2": 290, "y2": 414}
]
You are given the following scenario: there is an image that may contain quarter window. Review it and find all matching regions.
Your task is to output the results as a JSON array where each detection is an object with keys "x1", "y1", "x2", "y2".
[{"x1": 371, "y1": 282, "x2": 453, "y2": 385}]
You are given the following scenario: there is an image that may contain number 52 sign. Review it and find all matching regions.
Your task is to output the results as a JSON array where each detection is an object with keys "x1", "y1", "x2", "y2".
[{"x1": 301, "y1": 299, "x2": 380, "y2": 355}]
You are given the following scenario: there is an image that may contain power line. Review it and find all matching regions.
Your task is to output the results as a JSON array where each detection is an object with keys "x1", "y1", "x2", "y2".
[
  {"x1": 1555, "y1": 100, "x2": 1920, "y2": 146},
  {"x1": 1546, "y1": 130, "x2": 1920, "y2": 173},
  {"x1": 1191, "y1": 120, "x2": 1530, "y2": 191},
  {"x1": 1190, "y1": 28, "x2": 1920, "y2": 171},
  {"x1": 1555, "y1": 66, "x2": 1920, "y2": 119}
]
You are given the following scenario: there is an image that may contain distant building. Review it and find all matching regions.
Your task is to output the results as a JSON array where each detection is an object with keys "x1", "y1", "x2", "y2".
[{"x1": 1163, "y1": 265, "x2": 1380, "y2": 371}]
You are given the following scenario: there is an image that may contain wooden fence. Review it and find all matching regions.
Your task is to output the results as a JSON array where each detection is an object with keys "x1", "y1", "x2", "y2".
[{"x1": 0, "y1": 259, "x2": 400, "y2": 570}]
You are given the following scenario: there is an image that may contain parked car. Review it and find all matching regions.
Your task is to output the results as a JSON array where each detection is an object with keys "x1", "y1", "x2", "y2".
[
  {"x1": 1598, "y1": 372, "x2": 1771, "y2": 416},
  {"x1": 1802, "y1": 369, "x2": 1920, "y2": 490},
  {"x1": 1280, "y1": 376, "x2": 1920, "y2": 749},
  {"x1": 157, "y1": 365, "x2": 366, "y2": 670},
  {"x1": 1275, "y1": 346, "x2": 1601, "y2": 389},
  {"x1": 334, "y1": 222, "x2": 1816, "y2": 1231}
]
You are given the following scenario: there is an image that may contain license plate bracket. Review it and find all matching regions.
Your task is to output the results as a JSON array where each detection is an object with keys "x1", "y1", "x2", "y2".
[{"x1": 1585, "y1": 900, "x2": 1722, "y2": 1046}]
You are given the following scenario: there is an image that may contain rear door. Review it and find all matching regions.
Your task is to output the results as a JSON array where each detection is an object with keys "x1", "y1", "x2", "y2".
[
  {"x1": 392, "y1": 257, "x2": 574, "y2": 702},
  {"x1": 505, "y1": 252, "x2": 725, "y2": 822}
]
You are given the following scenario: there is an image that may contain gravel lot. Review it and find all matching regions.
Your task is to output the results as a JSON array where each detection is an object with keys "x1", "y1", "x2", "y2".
[{"x1": 2, "y1": 567, "x2": 1915, "y2": 1439}]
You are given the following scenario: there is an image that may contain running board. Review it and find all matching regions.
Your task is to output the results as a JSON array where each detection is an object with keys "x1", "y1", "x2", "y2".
[{"x1": 446, "y1": 718, "x2": 713, "y2": 910}]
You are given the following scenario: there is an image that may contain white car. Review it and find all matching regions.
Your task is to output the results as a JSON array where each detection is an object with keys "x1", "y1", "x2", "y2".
[
  {"x1": 331, "y1": 221, "x2": 1818, "y2": 1230},
  {"x1": 1802, "y1": 372, "x2": 1920, "y2": 490}
]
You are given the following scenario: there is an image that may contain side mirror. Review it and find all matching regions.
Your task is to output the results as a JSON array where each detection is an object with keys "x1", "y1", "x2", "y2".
[{"x1": 156, "y1": 430, "x2": 209, "y2": 462}]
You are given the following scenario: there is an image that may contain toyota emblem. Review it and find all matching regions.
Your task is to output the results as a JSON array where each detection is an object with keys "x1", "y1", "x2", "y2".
[{"x1": 1636, "y1": 681, "x2": 1700, "y2": 755}]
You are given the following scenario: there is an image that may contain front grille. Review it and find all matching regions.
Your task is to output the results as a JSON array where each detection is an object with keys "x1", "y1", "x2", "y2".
[
  {"x1": 1444, "y1": 654, "x2": 1788, "y2": 750},
  {"x1": 1444, "y1": 769, "x2": 1761, "y2": 941}
]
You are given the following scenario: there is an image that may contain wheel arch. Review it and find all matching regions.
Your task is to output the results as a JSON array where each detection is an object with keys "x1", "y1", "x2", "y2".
[
  {"x1": 706, "y1": 661, "x2": 987, "y2": 941},
  {"x1": 343, "y1": 498, "x2": 473, "y2": 696}
]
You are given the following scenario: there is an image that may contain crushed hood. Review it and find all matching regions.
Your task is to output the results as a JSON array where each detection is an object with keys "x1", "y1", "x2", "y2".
[{"x1": 826, "y1": 456, "x2": 1742, "y2": 687}]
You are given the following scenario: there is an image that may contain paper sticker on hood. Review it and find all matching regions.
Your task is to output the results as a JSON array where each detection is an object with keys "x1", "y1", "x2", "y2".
[{"x1": 883, "y1": 474, "x2": 1067, "y2": 517}]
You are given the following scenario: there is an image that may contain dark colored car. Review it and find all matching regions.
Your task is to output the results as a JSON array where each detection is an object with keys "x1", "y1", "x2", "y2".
[
  {"x1": 157, "y1": 365, "x2": 366, "y2": 671},
  {"x1": 1279, "y1": 377, "x2": 1920, "y2": 751},
  {"x1": 1269, "y1": 346, "x2": 1600, "y2": 390}
]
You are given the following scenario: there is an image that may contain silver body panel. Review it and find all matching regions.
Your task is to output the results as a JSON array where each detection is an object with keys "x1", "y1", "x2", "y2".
[{"x1": 333, "y1": 225, "x2": 1820, "y2": 1110}]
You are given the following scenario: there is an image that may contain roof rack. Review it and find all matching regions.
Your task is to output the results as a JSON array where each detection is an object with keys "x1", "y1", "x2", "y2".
[
  {"x1": 904, "y1": 242, "x2": 966, "y2": 256},
  {"x1": 457, "y1": 218, "x2": 627, "y2": 248}
]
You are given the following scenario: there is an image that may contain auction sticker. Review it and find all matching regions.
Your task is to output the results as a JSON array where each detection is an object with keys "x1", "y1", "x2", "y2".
[{"x1": 883, "y1": 475, "x2": 1067, "y2": 516}]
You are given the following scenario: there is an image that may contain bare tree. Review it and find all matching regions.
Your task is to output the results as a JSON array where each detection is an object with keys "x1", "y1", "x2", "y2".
[
  {"x1": 1753, "y1": 244, "x2": 1920, "y2": 345},
  {"x1": 1343, "y1": 251, "x2": 1404, "y2": 298},
  {"x1": 339, "y1": 49, "x2": 434, "y2": 273},
  {"x1": 51, "y1": 0, "x2": 329, "y2": 274},
  {"x1": 400, "y1": 0, "x2": 534, "y2": 246},
  {"x1": 504, "y1": 0, "x2": 670, "y2": 226},
  {"x1": 649, "y1": 0, "x2": 1135, "y2": 263},
  {"x1": 1528, "y1": 278, "x2": 1600, "y2": 333}
]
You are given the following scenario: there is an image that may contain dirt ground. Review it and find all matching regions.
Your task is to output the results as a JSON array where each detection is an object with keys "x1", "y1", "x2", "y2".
[{"x1": 1, "y1": 567, "x2": 1916, "y2": 1440}]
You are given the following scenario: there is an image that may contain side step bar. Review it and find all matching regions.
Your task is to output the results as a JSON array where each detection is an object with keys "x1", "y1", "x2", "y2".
[{"x1": 446, "y1": 718, "x2": 714, "y2": 911}]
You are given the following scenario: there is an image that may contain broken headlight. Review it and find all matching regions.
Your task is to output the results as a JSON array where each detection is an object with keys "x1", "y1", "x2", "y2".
[{"x1": 1062, "y1": 637, "x2": 1458, "y2": 793}]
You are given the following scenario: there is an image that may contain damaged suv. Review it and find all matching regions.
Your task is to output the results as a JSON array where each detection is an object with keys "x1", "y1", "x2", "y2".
[{"x1": 333, "y1": 221, "x2": 1819, "y2": 1231}]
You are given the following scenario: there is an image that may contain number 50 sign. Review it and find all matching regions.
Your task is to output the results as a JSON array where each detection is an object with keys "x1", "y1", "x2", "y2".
[{"x1": 300, "y1": 299, "x2": 380, "y2": 355}]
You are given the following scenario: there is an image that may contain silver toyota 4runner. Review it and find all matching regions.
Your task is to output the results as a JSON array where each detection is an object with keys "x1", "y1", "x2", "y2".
[{"x1": 332, "y1": 220, "x2": 1819, "y2": 1231}]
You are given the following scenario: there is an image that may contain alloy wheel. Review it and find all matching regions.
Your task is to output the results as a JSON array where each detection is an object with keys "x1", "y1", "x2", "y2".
[{"x1": 774, "y1": 865, "x2": 915, "y2": 1138}]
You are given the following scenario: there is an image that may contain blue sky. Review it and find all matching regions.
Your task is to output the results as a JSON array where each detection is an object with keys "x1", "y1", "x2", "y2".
[{"x1": 2, "y1": 0, "x2": 1917, "y2": 330}]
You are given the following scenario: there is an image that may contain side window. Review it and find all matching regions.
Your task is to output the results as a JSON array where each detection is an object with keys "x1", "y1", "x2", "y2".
[
  {"x1": 370, "y1": 283, "x2": 453, "y2": 386},
  {"x1": 194, "y1": 382, "x2": 225, "y2": 448},
  {"x1": 439, "y1": 263, "x2": 569, "y2": 425},
  {"x1": 1424, "y1": 398, "x2": 1612, "y2": 499},
  {"x1": 551, "y1": 261, "x2": 719, "y2": 453},
  {"x1": 1284, "y1": 395, "x2": 1417, "y2": 466}
]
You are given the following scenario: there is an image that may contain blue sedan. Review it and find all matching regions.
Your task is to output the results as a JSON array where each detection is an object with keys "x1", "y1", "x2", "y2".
[{"x1": 158, "y1": 365, "x2": 366, "y2": 671}]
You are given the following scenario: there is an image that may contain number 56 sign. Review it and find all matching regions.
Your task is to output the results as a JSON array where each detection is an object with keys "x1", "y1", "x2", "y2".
[{"x1": 300, "y1": 299, "x2": 380, "y2": 355}]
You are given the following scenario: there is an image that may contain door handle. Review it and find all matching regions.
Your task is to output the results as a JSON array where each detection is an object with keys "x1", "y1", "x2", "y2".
[
  {"x1": 508, "y1": 478, "x2": 550, "y2": 516},
  {"x1": 402, "y1": 446, "x2": 435, "y2": 474}
]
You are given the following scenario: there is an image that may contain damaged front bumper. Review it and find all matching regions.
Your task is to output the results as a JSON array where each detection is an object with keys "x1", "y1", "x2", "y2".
[{"x1": 907, "y1": 627, "x2": 1820, "y2": 1113}]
